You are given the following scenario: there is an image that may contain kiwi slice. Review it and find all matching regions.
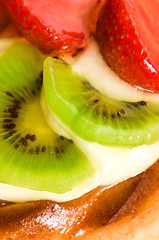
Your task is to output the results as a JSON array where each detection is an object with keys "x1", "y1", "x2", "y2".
[
  {"x1": 0, "y1": 40, "x2": 94, "y2": 194},
  {"x1": 43, "y1": 57, "x2": 159, "y2": 147}
]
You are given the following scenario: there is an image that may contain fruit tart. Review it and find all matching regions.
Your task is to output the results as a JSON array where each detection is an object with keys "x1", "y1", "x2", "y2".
[{"x1": 0, "y1": 0, "x2": 159, "y2": 239}]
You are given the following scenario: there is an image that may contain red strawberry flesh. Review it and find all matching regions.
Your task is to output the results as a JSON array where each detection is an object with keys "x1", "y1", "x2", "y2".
[
  {"x1": 0, "y1": 0, "x2": 10, "y2": 33},
  {"x1": 4, "y1": 0, "x2": 98, "y2": 54},
  {"x1": 96, "y1": 0, "x2": 159, "y2": 93},
  {"x1": 127, "y1": 0, "x2": 159, "y2": 71},
  {"x1": 23, "y1": 0, "x2": 91, "y2": 35}
]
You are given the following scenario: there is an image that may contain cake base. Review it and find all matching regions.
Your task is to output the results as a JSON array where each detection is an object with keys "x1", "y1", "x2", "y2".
[{"x1": 0, "y1": 160, "x2": 159, "y2": 239}]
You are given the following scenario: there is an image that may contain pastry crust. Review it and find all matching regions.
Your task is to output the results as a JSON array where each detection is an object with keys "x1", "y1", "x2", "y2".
[{"x1": 0, "y1": 160, "x2": 159, "y2": 239}]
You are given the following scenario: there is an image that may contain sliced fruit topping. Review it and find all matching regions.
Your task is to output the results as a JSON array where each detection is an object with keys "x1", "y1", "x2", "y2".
[
  {"x1": 43, "y1": 57, "x2": 159, "y2": 147},
  {"x1": 88, "y1": 0, "x2": 107, "y2": 33},
  {"x1": 0, "y1": 0, "x2": 10, "y2": 33},
  {"x1": 0, "y1": 40, "x2": 94, "y2": 194},
  {"x1": 96, "y1": 0, "x2": 159, "y2": 93},
  {"x1": 3, "y1": 0, "x2": 98, "y2": 54}
]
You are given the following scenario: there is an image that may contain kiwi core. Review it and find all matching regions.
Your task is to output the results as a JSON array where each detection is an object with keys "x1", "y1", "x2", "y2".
[
  {"x1": 16, "y1": 98, "x2": 54, "y2": 147},
  {"x1": 0, "y1": 40, "x2": 94, "y2": 195}
]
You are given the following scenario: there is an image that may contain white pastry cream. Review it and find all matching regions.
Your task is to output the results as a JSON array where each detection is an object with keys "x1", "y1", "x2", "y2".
[
  {"x1": 41, "y1": 92, "x2": 159, "y2": 188},
  {"x1": 0, "y1": 38, "x2": 159, "y2": 203},
  {"x1": 71, "y1": 40, "x2": 159, "y2": 102}
]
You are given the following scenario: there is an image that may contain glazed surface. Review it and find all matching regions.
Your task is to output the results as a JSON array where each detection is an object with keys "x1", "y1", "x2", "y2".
[
  {"x1": 1, "y1": 13, "x2": 159, "y2": 240},
  {"x1": 1, "y1": 159, "x2": 159, "y2": 239}
]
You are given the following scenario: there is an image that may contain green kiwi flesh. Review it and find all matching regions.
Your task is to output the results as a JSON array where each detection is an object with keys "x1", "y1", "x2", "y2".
[
  {"x1": 43, "y1": 57, "x2": 159, "y2": 147},
  {"x1": 0, "y1": 41, "x2": 94, "y2": 194}
]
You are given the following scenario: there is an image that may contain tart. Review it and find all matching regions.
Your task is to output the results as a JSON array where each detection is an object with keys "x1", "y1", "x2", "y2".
[{"x1": 0, "y1": 0, "x2": 159, "y2": 239}]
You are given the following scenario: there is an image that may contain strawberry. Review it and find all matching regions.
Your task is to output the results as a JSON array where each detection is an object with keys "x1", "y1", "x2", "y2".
[
  {"x1": 0, "y1": 0, "x2": 9, "y2": 33},
  {"x1": 96, "y1": 0, "x2": 159, "y2": 93},
  {"x1": 3, "y1": 0, "x2": 98, "y2": 54},
  {"x1": 88, "y1": 0, "x2": 106, "y2": 33}
]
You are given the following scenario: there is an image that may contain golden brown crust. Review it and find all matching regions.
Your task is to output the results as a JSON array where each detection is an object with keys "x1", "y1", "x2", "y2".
[{"x1": 1, "y1": 160, "x2": 159, "y2": 239}]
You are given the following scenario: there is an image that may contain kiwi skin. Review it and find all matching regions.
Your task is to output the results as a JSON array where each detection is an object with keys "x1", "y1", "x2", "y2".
[
  {"x1": 43, "y1": 57, "x2": 159, "y2": 147},
  {"x1": 0, "y1": 40, "x2": 94, "y2": 194}
]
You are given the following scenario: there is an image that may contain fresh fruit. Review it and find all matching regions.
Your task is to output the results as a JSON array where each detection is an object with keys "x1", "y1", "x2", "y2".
[
  {"x1": 88, "y1": 0, "x2": 107, "y2": 33},
  {"x1": 43, "y1": 57, "x2": 159, "y2": 147},
  {"x1": 0, "y1": 40, "x2": 94, "y2": 194},
  {"x1": 3, "y1": 0, "x2": 98, "y2": 54},
  {"x1": 0, "y1": 0, "x2": 9, "y2": 33},
  {"x1": 96, "y1": 0, "x2": 159, "y2": 93}
]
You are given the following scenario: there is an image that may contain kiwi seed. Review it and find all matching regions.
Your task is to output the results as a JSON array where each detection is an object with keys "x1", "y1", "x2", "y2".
[
  {"x1": 0, "y1": 41, "x2": 94, "y2": 194},
  {"x1": 43, "y1": 57, "x2": 159, "y2": 147}
]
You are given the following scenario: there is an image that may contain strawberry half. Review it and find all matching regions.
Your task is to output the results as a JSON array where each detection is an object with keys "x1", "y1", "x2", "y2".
[
  {"x1": 0, "y1": 0, "x2": 9, "y2": 33},
  {"x1": 96, "y1": 0, "x2": 159, "y2": 93},
  {"x1": 3, "y1": 0, "x2": 98, "y2": 54}
]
